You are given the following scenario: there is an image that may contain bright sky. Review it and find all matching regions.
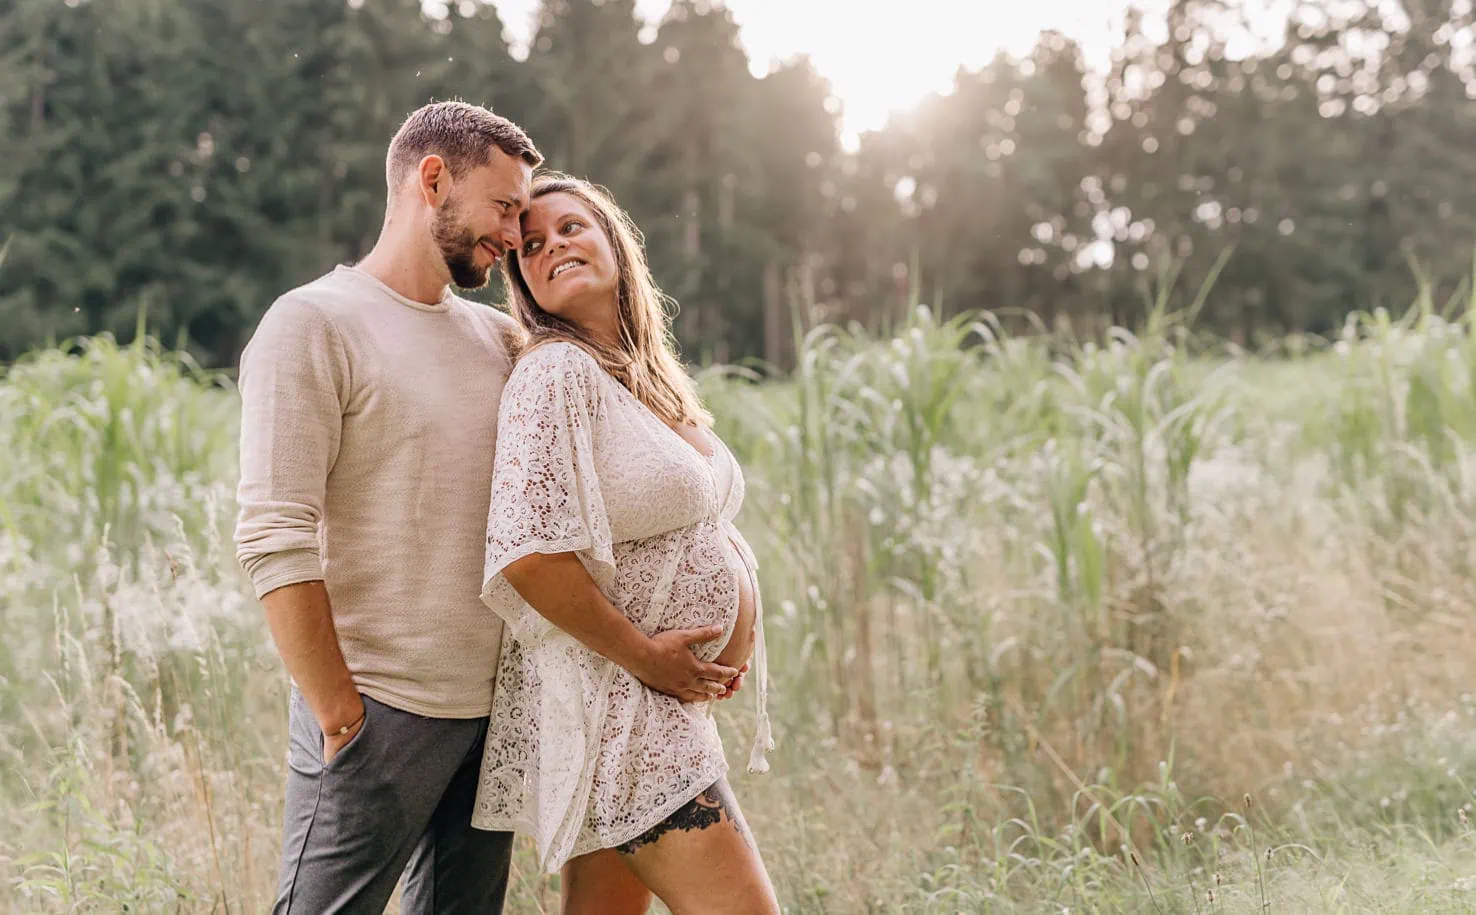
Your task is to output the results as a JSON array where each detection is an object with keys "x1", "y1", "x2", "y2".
[{"x1": 490, "y1": 0, "x2": 1297, "y2": 145}]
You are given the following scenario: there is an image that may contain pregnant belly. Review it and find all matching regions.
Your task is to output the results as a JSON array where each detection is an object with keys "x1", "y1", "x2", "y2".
[{"x1": 713, "y1": 534, "x2": 757, "y2": 670}]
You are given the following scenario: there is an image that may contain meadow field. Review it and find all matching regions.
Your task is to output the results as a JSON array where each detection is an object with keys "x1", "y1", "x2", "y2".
[{"x1": 5, "y1": 293, "x2": 1476, "y2": 912}]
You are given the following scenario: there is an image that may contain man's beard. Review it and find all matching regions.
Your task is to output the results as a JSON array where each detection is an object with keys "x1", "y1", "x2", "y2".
[{"x1": 432, "y1": 201, "x2": 493, "y2": 289}]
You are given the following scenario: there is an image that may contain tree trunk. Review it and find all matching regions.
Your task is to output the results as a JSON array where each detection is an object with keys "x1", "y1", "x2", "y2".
[{"x1": 30, "y1": 41, "x2": 45, "y2": 134}]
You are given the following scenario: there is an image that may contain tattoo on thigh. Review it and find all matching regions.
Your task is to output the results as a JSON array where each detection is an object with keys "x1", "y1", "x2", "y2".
[{"x1": 615, "y1": 780, "x2": 749, "y2": 854}]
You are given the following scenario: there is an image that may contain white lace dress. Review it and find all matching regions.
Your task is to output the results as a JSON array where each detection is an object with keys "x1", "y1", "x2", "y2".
[{"x1": 472, "y1": 342, "x2": 773, "y2": 872}]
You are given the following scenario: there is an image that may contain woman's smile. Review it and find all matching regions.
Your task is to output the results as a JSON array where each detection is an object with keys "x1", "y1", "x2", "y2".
[{"x1": 549, "y1": 257, "x2": 587, "y2": 280}]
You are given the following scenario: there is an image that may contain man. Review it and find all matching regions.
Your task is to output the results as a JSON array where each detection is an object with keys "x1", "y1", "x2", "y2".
[{"x1": 234, "y1": 101, "x2": 743, "y2": 914}]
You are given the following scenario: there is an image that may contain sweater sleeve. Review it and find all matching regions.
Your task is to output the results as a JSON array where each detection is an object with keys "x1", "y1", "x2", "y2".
[{"x1": 233, "y1": 295, "x2": 349, "y2": 599}]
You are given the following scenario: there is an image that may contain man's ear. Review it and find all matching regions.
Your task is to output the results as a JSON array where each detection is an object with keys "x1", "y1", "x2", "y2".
[{"x1": 417, "y1": 155, "x2": 452, "y2": 207}]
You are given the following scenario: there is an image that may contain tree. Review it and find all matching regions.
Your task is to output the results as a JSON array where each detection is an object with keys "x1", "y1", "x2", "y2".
[
  {"x1": 747, "y1": 56, "x2": 842, "y2": 367},
  {"x1": 644, "y1": 0, "x2": 764, "y2": 361},
  {"x1": 831, "y1": 36, "x2": 1096, "y2": 331},
  {"x1": 7, "y1": 0, "x2": 1476, "y2": 366},
  {"x1": 521, "y1": 0, "x2": 664, "y2": 188}
]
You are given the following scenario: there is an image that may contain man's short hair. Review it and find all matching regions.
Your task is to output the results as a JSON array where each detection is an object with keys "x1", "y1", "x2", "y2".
[{"x1": 386, "y1": 101, "x2": 542, "y2": 190}]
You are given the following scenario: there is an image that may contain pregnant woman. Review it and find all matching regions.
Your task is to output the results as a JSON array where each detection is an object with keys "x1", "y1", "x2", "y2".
[{"x1": 474, "y1": 172, "x2": 778, "y2": 914}]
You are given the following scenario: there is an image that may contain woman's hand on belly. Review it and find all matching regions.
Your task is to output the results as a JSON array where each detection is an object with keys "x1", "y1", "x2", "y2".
[
  {"x1": 634, "y1": 627, "x2": 743, "y2": 702},
  {"x1": 504, "y1": 551, "x2": 739, "y2": 702}
]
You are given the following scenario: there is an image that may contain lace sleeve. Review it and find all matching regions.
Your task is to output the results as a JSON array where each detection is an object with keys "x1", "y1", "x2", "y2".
[{"x1": 482, "y1": 343, "x2": 616, "y2": 644}]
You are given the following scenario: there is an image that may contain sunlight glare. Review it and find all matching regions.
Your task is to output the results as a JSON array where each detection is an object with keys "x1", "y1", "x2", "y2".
[{"x1": 490, "y1": 0, "x2": 1292, "y2": 145}]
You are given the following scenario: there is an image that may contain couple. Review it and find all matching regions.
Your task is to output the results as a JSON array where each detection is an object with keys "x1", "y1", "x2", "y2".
[{"x1": 233, "y1": 100, "x2": 777, "y2": 914}]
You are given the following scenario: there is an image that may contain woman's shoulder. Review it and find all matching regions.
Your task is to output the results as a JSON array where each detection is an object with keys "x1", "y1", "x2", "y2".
[
  {"x1": 510, "y1": 340, "x2": 601, "y2": 379},
  {"x1": 514, "y1": 339, "x2": 602, "y2": 374},
  {"x1": 506, "y1": 340, "x2": 610, "y2": 405}
]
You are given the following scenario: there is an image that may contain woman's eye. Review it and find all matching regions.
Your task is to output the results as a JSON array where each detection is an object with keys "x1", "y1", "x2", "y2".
[
  {"x1": 562, "y1": 220, "x2": 583, "y2": 234},
  {"x1": 522, "y1": 239, "x2": 541, "y2": 256}
]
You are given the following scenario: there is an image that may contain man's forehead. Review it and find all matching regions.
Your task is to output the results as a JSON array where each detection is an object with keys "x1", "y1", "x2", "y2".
[
  {"x1": 509, "y1": 166, "x2": 532, "y2": 210},
  {"x1": 469, "y1": 155, "x2": 531, "y2": 201}
]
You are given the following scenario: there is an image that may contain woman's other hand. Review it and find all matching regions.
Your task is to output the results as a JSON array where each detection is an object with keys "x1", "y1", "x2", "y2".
[{"x1": 716, "y1": 662, "x2": 749, "y2": 701}]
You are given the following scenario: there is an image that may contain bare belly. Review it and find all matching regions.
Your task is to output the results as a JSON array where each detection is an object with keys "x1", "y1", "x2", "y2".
[{"x1": 713, "y1": 534, "x2": 757, "y2": 670}]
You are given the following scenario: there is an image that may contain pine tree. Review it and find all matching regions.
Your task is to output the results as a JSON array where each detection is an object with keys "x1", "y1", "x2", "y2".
[
  {"x1": 748, "y1": 55, "x2": 842, "y2": 367},
  {"x1": 522, "y1": 0, "x2": 663, "y2": 187},
  {"x1": 644, "y1": 0, "x2": 763, "y2": 361}
]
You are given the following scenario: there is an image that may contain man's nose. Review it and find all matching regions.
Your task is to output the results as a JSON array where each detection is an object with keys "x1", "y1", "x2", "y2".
[{"x1": 496, "y1": 220, "x2": 521, "y2": 254}]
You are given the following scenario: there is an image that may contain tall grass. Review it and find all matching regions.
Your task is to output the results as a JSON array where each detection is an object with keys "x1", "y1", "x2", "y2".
[{"x1": 6, "y1": 299, "x2": 1476, "y2": 911}]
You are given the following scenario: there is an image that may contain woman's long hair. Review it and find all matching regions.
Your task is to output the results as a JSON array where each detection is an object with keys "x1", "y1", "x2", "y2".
[{"x1": 502, "y1": 173, "x2": 711, "y2": 427}]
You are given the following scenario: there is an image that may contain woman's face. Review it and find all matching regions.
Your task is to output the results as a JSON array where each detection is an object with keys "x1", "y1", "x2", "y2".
[{"x1": 517, "y1": 192, "x2": 619, "y2": 335}]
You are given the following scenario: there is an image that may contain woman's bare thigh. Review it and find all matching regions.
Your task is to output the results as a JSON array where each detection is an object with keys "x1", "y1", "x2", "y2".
[
  {"x1": 613, "y1": 779, "x2": 779, "y2": 915},
  {"x1": 562, "y1": 848, "x2": 652, "y2": 915}
]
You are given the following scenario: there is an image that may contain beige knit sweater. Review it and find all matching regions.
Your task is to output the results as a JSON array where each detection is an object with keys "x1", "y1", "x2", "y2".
[{"x1": 234, "y1": 265, "x2": 517, "y2": 718}]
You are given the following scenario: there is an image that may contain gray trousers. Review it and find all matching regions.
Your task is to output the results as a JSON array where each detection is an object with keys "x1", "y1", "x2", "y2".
[{"x1": 273, "y1": 688, "x2": 513, "y2": 914}]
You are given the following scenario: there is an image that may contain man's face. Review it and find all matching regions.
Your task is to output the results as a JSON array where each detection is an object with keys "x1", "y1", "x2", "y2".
[{"x1": 430, "y1": 150, "x2": 532, "y2": 289}]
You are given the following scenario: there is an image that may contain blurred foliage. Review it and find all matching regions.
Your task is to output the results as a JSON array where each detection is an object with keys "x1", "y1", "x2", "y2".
[{"x1": 5, "y1": 0, "x2": 1476, "y2": 368}]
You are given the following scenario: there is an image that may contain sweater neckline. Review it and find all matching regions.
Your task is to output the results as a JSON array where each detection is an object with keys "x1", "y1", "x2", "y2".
[{"x1": 338, "y1": 265, "x2": 455, "y2": 313}]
